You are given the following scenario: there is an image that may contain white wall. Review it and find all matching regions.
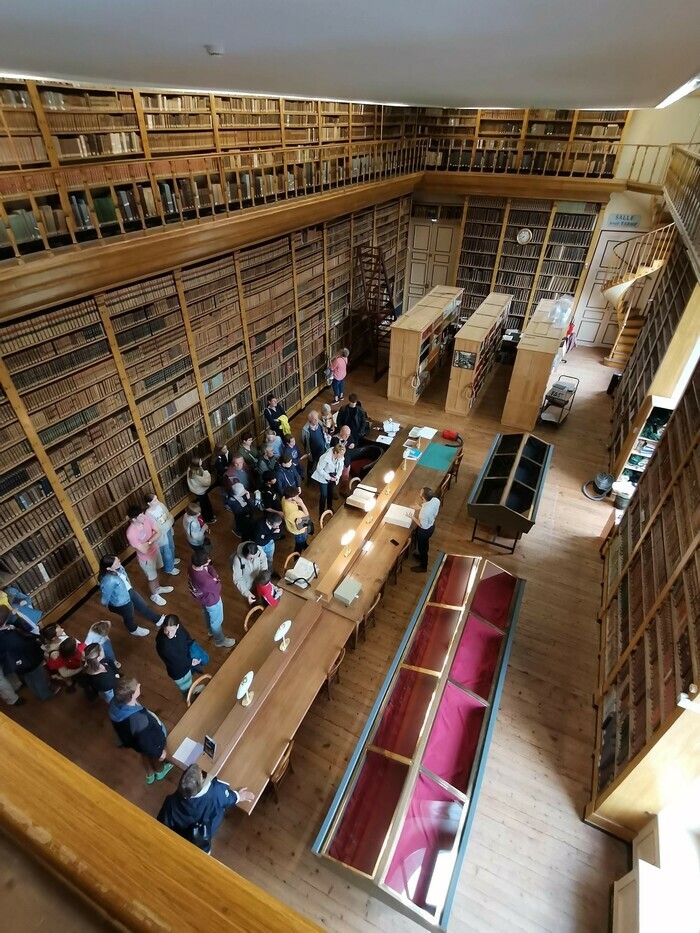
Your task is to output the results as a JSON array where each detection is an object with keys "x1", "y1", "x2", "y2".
[{"x1": 615, "y1": 96, "x2": 700, "y2": 183}]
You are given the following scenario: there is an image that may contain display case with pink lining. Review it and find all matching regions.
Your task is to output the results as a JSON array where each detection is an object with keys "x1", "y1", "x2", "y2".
[{"x1": 314, "y1": 553, "x2": 525, "y2": 930}]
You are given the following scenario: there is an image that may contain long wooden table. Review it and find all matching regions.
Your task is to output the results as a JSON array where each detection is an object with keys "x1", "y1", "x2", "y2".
[{"x1": 167, "y1": 425, "x2": 457, "y2": 811}]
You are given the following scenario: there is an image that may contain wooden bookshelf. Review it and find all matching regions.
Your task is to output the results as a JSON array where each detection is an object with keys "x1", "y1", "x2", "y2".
[
  {"x1": 493, "y1": 199, "x2": 552, "y2": 329},
  {"x1": 587, "y1": 363, "x2": 699, "y2": 838},
  {"x1": 445, "y1": 292, "x2": 512, "y2": 416},
  {"x1": 387, "y1": 286, "x2": 463, "y2": 405},
  {"x1": 455, "y1": 196, "x2": 508, "y2": 318}
]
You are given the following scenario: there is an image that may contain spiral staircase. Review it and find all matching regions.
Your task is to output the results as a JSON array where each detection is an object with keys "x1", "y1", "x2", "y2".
[{"x1": 602, "y1": 223, "x2": 676, "y2": 368}]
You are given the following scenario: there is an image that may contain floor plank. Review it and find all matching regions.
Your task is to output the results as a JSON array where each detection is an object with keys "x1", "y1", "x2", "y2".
[{"x1": 9, "y1": 348, "x2": 628, "y2": 931}]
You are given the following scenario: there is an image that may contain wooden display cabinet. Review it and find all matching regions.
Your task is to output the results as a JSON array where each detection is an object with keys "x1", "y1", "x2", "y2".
[
  {"x1": 445, "y1": 292, "x2": 512, "y2": 416},
  {"x1": 387, "y1": 286, "x2": 463, "y2": 405},
  {"x1": 314, "y1": 553, "x2": 525, "y2": 931},
  {"x1": 467, "y1": 432, "x2": 553, "y2": 551},
  {"x1": 501, "y1": 298, "x2": 572, "y2": 431}
]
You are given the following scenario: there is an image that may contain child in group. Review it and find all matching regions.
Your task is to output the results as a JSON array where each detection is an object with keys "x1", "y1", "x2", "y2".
[
  {"x1": 183, "y1": 502, "x2": 211, "y2": 555},
  {"x1": 81, "y1": 643, "x2": 120, "y2": 703},
  {"x1": 282, "y1": 434, "x2": 306, "y2": 481},
  {"x1": 84, "y1": 620, "x2": 120, "y2": 669},
  {"x1": 45, "y1": 637, "x2": 86, "y2": 692},
  {"x1": 320, "y1": 403, "x2": 337, "y2": 435},
  {"x1": 254, "y1": 569, "x2": 282, "y2": 608},
  {"x1": 263, "y1": 429, "x2": 283, "y2": 460},
  {"x1": 41, "y1": 622, "x2": 68, "y2": 659}
]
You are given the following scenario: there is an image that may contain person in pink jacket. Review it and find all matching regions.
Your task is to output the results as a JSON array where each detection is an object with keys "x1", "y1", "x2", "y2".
[{"x1": 330, "y1": 348, "x2": 349, "y2": 405}]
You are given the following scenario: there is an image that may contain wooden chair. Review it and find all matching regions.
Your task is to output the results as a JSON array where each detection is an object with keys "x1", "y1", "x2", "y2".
[
  {"x1": 244, "y1": 604, "x2": 264, "y2": 632},
  {"x1": 437, "y1": 473, "x2": 451, "y2": 502},
  {"x1": 269, "y1": 740, "x2": 294, "y2": 803},
  {"x1": 449, "y1": 447, "x2": 464, "y2": 489},
  {"x1": 354, "y1": 592, "x2": 382, "y2": 649},
  {"x1": 319, "y1": 509, "x2": 334, "y2": 529},
  {"x1": 391, "y1": 538, "x2": 411, "y2": 584},
  {"x1": 283, "y1": 551, "x2": 301, "y2": 570},
  {"x1": 348, "y1": 476, "x2": 361, "y2": 492},
  {"x1": 186, "y1": 674, "x2": 212, "y2": 707},
  {"x1": 325, "y1": 648, "x2": 345, "y2": 700}
]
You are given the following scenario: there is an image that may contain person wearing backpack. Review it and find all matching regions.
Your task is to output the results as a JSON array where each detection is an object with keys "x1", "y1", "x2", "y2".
[
  {"x1": 157, "y1": 763, "x2": 254, "y2": 854},
  {"x1": 108, "y1": 678, "x2": 173, "y2": 786}
]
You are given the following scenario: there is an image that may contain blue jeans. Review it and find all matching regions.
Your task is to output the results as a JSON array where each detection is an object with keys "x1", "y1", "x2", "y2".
[
  {"x1": 317, "y1": 481, "x2": 335, "y2": 515},
  {"x1": 173, "y1": 670, "x2": 194, "y2": 695},
  {"x1": 159, "y1": 529, "x2": 175, "y2": 573},
  {"x1": 203, "y1": 598, "x2": 225, "y2": 644},
  {"x1": 102, "y1": 638, "x2": 116, "y2": 664},
  {"x1": 294, "y1": 531, "x2": 308, "y2": 549},
  {"x1": 260, "y1": 540, "x2": 275, "y2": 567},
  {"x1": 22, "y1": 664, "x2": 53, "y2": 700},
  {"x1": 332, "y1": 378, "x2": 344, "y2": 399},
  {"x1": 110, "y1": 588, "x2": 160, "y2": 632}
]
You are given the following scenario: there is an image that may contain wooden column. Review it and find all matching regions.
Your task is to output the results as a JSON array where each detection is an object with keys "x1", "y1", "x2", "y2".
[
  {"x1": 233, "y1": 253, "x2": 264, "y2": 438},
  {"x1": 174, "y1": 271, "x2": 216, "y2": 450},
  {"x1": 522, "y1": 204, "x2": 557, "y2": 328}
]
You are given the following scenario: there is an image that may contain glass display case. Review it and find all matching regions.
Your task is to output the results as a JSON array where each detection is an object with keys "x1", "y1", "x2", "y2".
[{"x1": 314, "y1": 553, "x2": 525, "y2": 930}]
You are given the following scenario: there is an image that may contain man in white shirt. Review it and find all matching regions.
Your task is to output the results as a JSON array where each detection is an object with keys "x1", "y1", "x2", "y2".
[{"x1": 411, "y1": 487, "x2": 440, "y2": 573}]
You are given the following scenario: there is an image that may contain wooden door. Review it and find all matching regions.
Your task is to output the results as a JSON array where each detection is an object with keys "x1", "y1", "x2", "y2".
[{"x1": 404, "y1": 221, "x2": 459, "y2": 311}]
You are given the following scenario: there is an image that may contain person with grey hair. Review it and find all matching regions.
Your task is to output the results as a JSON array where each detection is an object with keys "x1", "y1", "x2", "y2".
[
  {"x1": 301, "y1": 409, "x2": 329, "y2": 482},
  {"x1": 411, "y1": 486, "x2": 441, "y2": 573},
  {"x1": 329, "y1": 347, "x2": 350, "y2": 405},
  {"x1": 157, "y1": 763, "x2": 254, "y2": 853}
]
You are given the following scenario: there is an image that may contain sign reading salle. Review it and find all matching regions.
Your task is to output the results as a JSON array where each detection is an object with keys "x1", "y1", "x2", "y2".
[{"x1": 607, "y1": 213, "x2": 641, "y2": 229}]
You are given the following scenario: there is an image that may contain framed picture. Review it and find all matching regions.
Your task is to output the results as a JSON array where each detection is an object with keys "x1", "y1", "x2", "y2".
[{"x1": 453, "y1": 350, "x2": 476, "y2": 369}]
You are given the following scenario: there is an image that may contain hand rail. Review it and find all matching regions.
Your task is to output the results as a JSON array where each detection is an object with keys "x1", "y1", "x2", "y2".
[{"x1": 664, "y1": 145, "x2": 700, "y2": 276}]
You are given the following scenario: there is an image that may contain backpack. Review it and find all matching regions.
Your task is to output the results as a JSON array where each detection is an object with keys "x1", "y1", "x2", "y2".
[{"x1": 188, "y1": 820, "x2": 211, "y2": 851}]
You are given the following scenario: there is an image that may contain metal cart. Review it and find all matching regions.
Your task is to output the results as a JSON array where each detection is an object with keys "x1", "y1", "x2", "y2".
[{"x1": 538, "y1": 374, "x2": 579, "y2": 426}]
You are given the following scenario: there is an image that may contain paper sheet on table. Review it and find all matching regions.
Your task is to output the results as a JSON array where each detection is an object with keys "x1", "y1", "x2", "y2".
[
  {"x1": 383, "y1": 421, "x2": 400, "y2": 434},
  {"x1": 410, "y1": 426, "x2": 438, "y2": 439},
  {"x1": 172, "y1": 737, "x2": 204, "y2": 767},
  {"x1": 376, "y1": 434, "x2": 394, "y2": 445}
]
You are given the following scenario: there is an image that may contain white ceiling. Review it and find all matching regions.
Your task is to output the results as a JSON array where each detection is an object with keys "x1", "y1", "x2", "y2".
[{"x1": 0, "y1": 0, "x2": 699, "y2": 109}]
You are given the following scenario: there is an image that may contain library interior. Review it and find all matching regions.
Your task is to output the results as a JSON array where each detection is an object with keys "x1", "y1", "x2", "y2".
[{"x1": 0, "y1": 3, "x2": 699, "y2": 931}]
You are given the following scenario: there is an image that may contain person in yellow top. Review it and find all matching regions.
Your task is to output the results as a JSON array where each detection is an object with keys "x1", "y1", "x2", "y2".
[{"x1": 281, "y1": 488, "x2": 311, "y2": 551}]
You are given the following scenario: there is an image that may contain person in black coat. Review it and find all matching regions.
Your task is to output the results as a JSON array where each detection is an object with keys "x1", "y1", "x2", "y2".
[
  {"x1": 157, "y1": 763, "x2": 254, "y2": 853},
  {"x1": 336, "y1": 394, "x2": 368, "y2": 446},
  {"x1": 79, "y1": 642, "x2": 120, "y2": 702},
  {"x1": 0, "y1": 610, "x2": 54, "y2": 700},
  {"x1": 155, "y1": 615, "x2": 202, "y2": 698},
  {"x1": 263, "y1": 394, "x2": 286, "y2": 436},
  {"x1": 108, "y1": 678, "x2": 173, "y2": 785}
]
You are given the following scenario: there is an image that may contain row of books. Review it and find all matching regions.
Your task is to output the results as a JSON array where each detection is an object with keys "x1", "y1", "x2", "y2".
[
  {"x1": 56, "y1": 132, "x2": 141, "y2": 159},
  {"x1": 3, "y1": 496, "x2": 63, "y2": 548},
  {"x1": 215, "y1": 96, "x2": 280, "y2": 113},
  {"x1": 129, "y1": 349, "x2": 190, "y2": 394},
  {"x1": 141, "y1": 94, "x2": 209, "y2": 111},
  {"x1": 47, "y1": 112, "x2": 138, "y2": 133},
  {"x1": 55, "y1": 428, "x2": 138, "y2": 487},
  {"x1": 112, "y1": 296, "x2": 180, "y2": 336},
  {"x1": 73, "y1": 459, "x2": 151, "y2": 525},
  {"x1": 0, "y1": 465, "x2": 49, "y2": 502},
  {"x1": 498, "y1": 257, "x2": 540, "y2": 274},
  {"x1": 5, "y1": 514, "x2": 75, "y2": 573},
  {"x1": 0, "y1": 135, "x2": 48, "y2": 165},
  {"x1": 150, "y1": 132, "x2": 215, "y2": 151},
  {"x1": 138, "y1": 375, "x2": 197, "y2": 423},
  {"x1": 105, "y1": 274, "x2": 177, "y2": 315},
  {"x1": 10, "y1": 340, "x2": 110, "y2": 391},
  {"x1": 181, "y1": 255, "x2": 237, "y2": 290},
  {"x1": 29, "y1": 376, "x2": 122, "y2": 428},
  {"x1": 199, "y1": 346, "x2": 248, "y2": 388},
  {"x1": 145, "y1": 113, "x2": 212, "y2": 129},
  {"x1": 85, "y1": 496, "x2": 147, "y2": 548},
  {"x1": 206, "y1": 380, "x2": 251, "y2": 414},
  {"x1": 51, "y1": 410, "x2": 133, "y2": 470},
  {"x1": 38, "y1": 395, "x2": 126, "y2": 447},
  {"x1": 63, "y1": 445, "x2": 144, "y2": 506},
  {"x1": 3, "y1": 111, "x2": 40, "y2": 132},
  {"x1": 553, "y1": 212, "x2": 597, "y2": 230},
  {"x1": 148, "y1": 405, "x2": 204, "y2": 452},
  {"x1": 117, "y1": 312, "x2": 183, "y2": 354}
]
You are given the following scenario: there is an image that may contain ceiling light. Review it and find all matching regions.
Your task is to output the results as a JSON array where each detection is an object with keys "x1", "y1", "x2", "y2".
[{"x1": 656, "y1": 75, "x2": 700, "y2": 109}]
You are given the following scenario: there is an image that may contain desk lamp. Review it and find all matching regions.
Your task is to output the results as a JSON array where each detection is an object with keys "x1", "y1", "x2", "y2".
[
  {"x1": 274, "y1": 619, "x2": 292, "y2": 652},
  {"x1": 237, "y1": 670, "x2": 255, "y2": 707}
]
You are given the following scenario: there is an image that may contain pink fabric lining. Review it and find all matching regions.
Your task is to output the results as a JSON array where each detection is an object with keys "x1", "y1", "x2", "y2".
[
  {"x1": 432, "y1": 555, "x2": 475, "y2": 606},
  {"x1": 328, "y1": 750, "x2": 408, "y2": 875},
  {"x1": 450, "y1": 614, "x2": 503, "y2": 700},
  {"x1": 384, "y1": 772, "x2": 463, "y2": 913},
  {"x1": 422, "y1": 683, "x2": 486, "y2": 793},
  {"x1": 405, "y1": 606, "x2": 462, "y2": 671},
  {"x1": 372, "y1": 669, "x2": 439, "y2": 759},
  {"x1": 470, "y1": 567, "x2": 516, "y2": 629}
]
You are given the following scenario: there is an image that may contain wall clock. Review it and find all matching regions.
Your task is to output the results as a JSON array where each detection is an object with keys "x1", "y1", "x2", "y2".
[{"x1": 516, "y1": 228, "x2": 533, "y2": 245}]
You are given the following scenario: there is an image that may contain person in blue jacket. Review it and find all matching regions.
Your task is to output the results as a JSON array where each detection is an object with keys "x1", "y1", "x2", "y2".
[
  {"x1": 108, "y1": 677, "x2": 173, "y2": 785},
  {"x1": 157, "y1": 763, "x2": 254, "y2": 854},
  {"x1": 98, "y1": 555, "x2": 165, "y2": 637}
]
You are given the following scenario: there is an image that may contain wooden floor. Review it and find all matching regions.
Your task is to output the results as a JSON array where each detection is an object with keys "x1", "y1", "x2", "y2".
[{"x1": 11, "y1": 347, "x2": 629, "y2": 932}]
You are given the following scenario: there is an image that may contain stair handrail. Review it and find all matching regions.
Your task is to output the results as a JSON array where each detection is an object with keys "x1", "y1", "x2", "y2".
[{"x1": 604, "y1": 223, "x2": 675, "y2": 290}]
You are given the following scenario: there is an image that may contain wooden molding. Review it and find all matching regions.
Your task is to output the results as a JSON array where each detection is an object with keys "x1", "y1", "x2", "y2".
[
  {"x1": 174, "y1": 271, "x2": 216, "y2": 451},
  {"x1": 416, "y1": 172, "x2": 624, "y2": 202}
]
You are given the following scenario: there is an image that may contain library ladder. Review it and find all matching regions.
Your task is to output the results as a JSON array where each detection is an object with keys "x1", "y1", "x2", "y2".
[{"x1": 353, "y1": 246, "x2": 396, "y2": 381}]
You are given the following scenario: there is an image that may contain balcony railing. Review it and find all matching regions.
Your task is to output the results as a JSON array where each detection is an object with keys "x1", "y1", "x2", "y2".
[{"x1": 664, "y1": 145, "x2": 700, "y2": 275}]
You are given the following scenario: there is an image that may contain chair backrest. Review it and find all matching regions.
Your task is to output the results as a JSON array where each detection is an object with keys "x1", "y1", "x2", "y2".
[
  {"x1": 438, "y1": 474, "x2": 450, "y2": 501},
  {"x1": 397, "y1": 538, "x2": 411, "y2": 561},
  {"x1": 270, "y1": 739, "x2": 294, "y2": 786},
  {"x1": 348, "y1": 477, "x2": 361, "y2": 491},
  {"x1": 365, "y1": 592, "x2": 382, "y2": 624},
  {"x1": 319, "y1": 509, "x2": 334, "y2": 529},
  {"x1": 244, "y1": 604, "x2": 264, "y2": 632},
  {"x1": 186, "y1": 673, "x2": 212, "y2": 707},
  {"x1": 283, "y1": 551, "x2": 301, "y2": 570},
  {"x1": 328, "y1": 647, "x2": 346, "y2": 683}
]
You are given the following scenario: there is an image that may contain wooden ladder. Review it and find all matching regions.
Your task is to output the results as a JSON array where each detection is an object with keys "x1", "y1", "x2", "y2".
[{"x1": 353, "y1": 246, "x2": 396, "y2": 380}]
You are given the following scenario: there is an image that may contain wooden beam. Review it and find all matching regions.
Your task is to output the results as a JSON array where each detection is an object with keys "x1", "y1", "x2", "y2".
[
  {"x1": 415, "y1": 173, "x2": 623, "y2": 202},
  {"x1": 0, "y1": 174, "x2": 421, "y2": 322},
  {"x1": 174, "y1": 271, "x2": 216, "y2": 452}
]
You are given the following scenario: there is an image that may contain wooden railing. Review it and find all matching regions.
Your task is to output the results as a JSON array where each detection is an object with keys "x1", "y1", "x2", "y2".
[
  {"x1": 603, "y1": 222, "x2": 676, "y2": 292},
  {"x1": 664, "y1": 145, "x2": 700, "y2": 275}
]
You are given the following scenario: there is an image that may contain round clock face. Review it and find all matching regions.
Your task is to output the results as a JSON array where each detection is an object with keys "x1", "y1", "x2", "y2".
[{"x1": 517, "y1": 228, "x2": 533, "y2": 245}]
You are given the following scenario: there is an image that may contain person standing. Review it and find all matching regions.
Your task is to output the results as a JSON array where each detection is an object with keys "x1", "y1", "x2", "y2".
[
  {"x1": 329, "y1": 348, "x2": 349, "y2": 405},
  {"x1": 145, "y1": 492, "x2": 180, "y2": 577},
  {"x1": 187, "y1": 457, "x2": 216, "y2": 524},
  {"x1": 281, "y1": 488, "x2": 311, "y2": 551},
  {"x1": 80, "y1": 643, "x2": 120, "y2": 703},
  {"x1": 263, "y1": 395, "x2": 287, "y2": 436},
  {"x1": 0, "y1": 608, "x2": 54, "y2": 701},
  {"x1": 249, "y1": 514, "x2": 283, "y2": 572},
  {"x1": 281, "y1": 434, "x2": 306, "y2": 481},
  {"x1": 312, "y1": 444, "x2": 346, "y2": 517},
  {"x1": 211, "y1": 444, "x2": 231, "y2": 487},
  {"x1": 155, "y1": 615, "x2": 203, "y2": 698},
  {"x1": 260, "y1": 471, "x2": 285, "y2": 522},
  {"x1": 256, "y1": 444, "x2": 278, "y2": 481},
  {"x1": 227, "y1": 483, "x2": 256, "y2": 540},
  {"x1": 187, "y1": 550, "x2": 236, "y2": 648},
  {"x1": 320, "y1": 403, "x2": 337, "y2": 436},
  {"x1": 98, "y1": 555, "x2": 166, "y2": 636},
  {"x1": 301, "y1": 409, "x2": 329, "y2": 483},
  {"x1": 108, "y1": 679, "x2": 173, "y2": 785},
  {"x1": 275, "y1": 450, "x2": 301, "y2": 499},
  {"x1": 411, "y1": 486, "x2": 441, "y2": 573},
  {"x1": 230, "y1": 542, "x2": 268, "y2": 605},
  {"x1": 157, "y1": 764, "x2": 254, "y2": 854},
  {"x1": 182, "y1": 503, "x2": 211, "y2": 554},
  {"x1": 224, "y1": 455, "x2": 253, "y2": 493},
  {"x1": 336, "y1": 394, "x2": 368, "y2": 446},
  {"x1": 126, "y1": 507, "x2": 175, "y2": 602},
  {"x1": 262, "y1": 429, "x2": 283, "y2": 460},
  {"x1": 237, "y1": 432, "x2": 258, "y2": 472}
]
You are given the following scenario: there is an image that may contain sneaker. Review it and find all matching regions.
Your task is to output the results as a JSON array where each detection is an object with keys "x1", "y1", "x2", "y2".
[
  {"x1": 214, "y1": 636, "x2": 236, "y2": 649},
  {"x1": 11, "y1": 697, "x2": 25, "y2": 707},
  {"x1": 332, "y1": 398, "x2": 340, "y2": 406},
  {"x1": 131, "y1": 626, "x2": 150, "y2": 637},
  {"x1": 157, "y1": 586, "x2": 174, "y2": 595},
  {"x1": 155, "y1": 762, "x2": 174, "y2": 781},
  {"x1": 166, "y1": 568, "x2": 180, "y2": 576},
  {"x1": 150, "y1": 594, "x2": 167, "y2": 606},
  {"x1": 339, "y1": 394, "x2": 344, "y2": 401},
  {"x1": 145, "y1": 773, "x2": 156, "y2": 785},
  {"x1": 156, "y1": 615, "x2": 166, "y2": 627},
  {"x1": 173, "y1": 558, "x2": 181, "y2": 565}
]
